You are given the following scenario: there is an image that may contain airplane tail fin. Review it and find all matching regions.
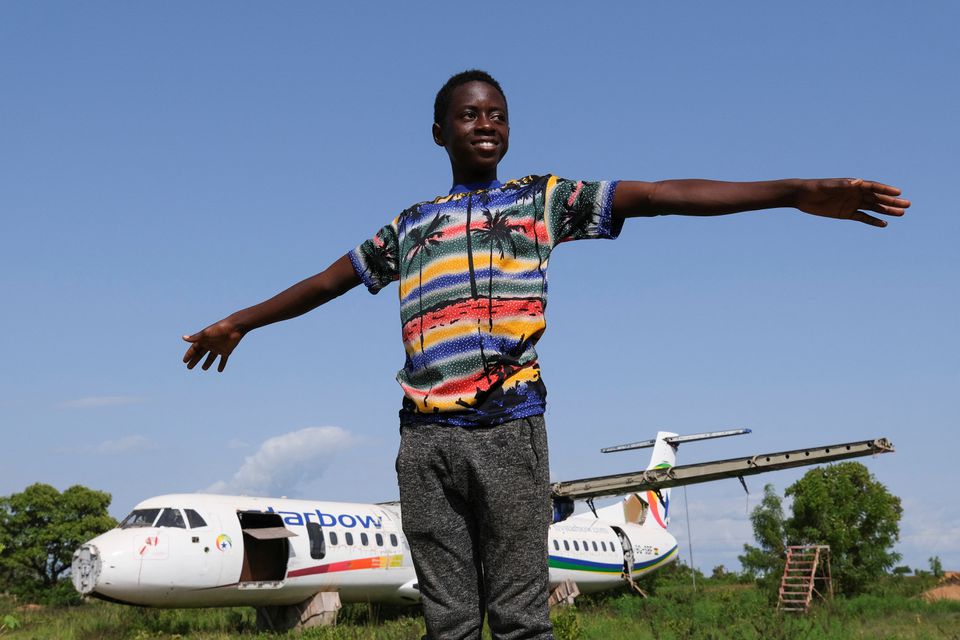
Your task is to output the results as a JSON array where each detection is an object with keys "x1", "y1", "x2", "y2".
[
  {"x1": 637, "y1": 430, "x2": 677, "y2": 529},
  {"x1": 591, "y1": 431, "x2": 677, "y2": 527},
  {"x1": 604, "y1": 429, "x2": 750, "y2": 528},
  {"x1": 567, "y1": 428, "x2": 750, "y2": 527}
]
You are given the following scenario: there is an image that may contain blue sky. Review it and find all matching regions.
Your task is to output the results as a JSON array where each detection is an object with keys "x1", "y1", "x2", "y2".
[{"x1": 2, "y1": 1, "x2": 957, "y2": 574}]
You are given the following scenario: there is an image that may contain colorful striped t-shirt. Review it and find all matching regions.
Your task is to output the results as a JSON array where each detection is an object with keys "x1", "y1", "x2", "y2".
[{"x1": 348, "y1": 175, "x2": 620, "y2": 427}]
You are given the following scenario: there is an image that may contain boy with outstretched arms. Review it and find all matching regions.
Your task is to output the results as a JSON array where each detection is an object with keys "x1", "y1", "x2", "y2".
[{"x1": 184, "y1": 70, "x2": 909, "y2": 639}]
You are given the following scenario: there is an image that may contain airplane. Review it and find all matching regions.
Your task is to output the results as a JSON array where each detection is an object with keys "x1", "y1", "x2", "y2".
[{"x1": 71, "y1": 430, "x2": 893, "y2": 630}]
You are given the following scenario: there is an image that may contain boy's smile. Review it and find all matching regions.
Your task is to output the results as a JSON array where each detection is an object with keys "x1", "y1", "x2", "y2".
[{"x1": 433, "y1": 81, "x2": 509, "y2": 186}]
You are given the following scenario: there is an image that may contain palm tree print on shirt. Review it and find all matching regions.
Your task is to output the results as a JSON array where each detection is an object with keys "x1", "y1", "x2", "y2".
[
  {"x1": 471, "y1": 207, "x2": 526, "y2": 330},
  {"x1": 405, "y1": 211, "x2": 450, "y2": 352},
  {"x1": 362, "y1": 231, "x2": 399, "y2": 288},
  {"x1": 464, "y1": 193, "x2": 478, "y2": 299},
  {"x1": 557, "y1": 180, "x2": 602, "y2": 241}
]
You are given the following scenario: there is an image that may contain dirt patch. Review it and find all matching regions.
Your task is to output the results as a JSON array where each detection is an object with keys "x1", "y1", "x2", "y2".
[{"x1": 923, "y1": 584, "x2": 960, "y2": 602}]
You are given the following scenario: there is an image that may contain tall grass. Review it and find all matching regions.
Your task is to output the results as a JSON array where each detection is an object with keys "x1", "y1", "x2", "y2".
[
  {"x1": 571, "y1": 579, "x2": 960, "y2": 640},
  {"x1": 2, "y1": 578, "x2": 958, "y2": 640}
]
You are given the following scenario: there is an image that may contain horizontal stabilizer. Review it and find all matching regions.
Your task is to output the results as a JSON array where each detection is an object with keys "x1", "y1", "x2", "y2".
[
  {"x1": 601, "y1": 428, "x2": 751, "y2": 453},
  {"x1": 553, "y1": 437, "x2": 894, "y2": 501}
]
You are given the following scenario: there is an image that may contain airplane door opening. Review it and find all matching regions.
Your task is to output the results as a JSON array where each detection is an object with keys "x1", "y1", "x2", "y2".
[
  {"x1": 236, "y1": 511, "x2": 295, "y2": 584},
  {"x1": 612, "y1": 527, "x2": 633, "y2": 575}
]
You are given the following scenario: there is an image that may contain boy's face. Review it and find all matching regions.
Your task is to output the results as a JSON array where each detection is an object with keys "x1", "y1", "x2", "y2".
[{"x1": 433, "y1": 81, "x2": 509, "y2": 185}]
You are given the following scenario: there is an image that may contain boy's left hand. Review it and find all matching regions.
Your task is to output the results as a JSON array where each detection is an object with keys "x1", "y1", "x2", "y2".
[{"x1": 795, "y1": 178, "x2": 910, "y2": 227}]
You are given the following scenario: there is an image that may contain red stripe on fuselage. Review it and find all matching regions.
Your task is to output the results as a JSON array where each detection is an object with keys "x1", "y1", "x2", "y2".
[{"x1": 287, "y1": 556, "x2": 379, "y2": 579}]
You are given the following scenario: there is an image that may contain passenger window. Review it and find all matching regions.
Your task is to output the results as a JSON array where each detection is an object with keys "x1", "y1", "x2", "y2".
[
  {"x1": 155, "y1": 508, "x2": 186, "y2": 529},
  {"x1": 583, "y1": 540, "x2": 588, "y2": 551},
  {"x1": 361, "y1": 533, "x2": 369, "y2": 546},
  {"x1": 329, "y1": 531, "x2": 338, "y2": 546},
  {"x1": 592, "y1": 541, "x2": 598, "y2": 552},
  {"x1": 345, "y1": 532, "x2": 354, "y2": 546},
  {"x1": 573, "y1": 541, "x2": 579, "y2": 551},
  {"x1": 307, "y1": 523, "x2": 326, "y2": 560},
  {"x1": 185, "y1": 509, "x2": 207, "y2": 528},
  {"x1": 563, "y1": 540, "x2": 569, "y2": 551},
  {"x1": 553, "y1": 540, "x2": 559, "y2": 551},
  {"x1": 376, "y1": 533, "x2": 384, "y2": 546},
  {"x1": 601, "y1": 541, "x2": 607, "y2": 552},
  {"x1": 390, "y1": 534, "x2": 398, "y2": 547}
]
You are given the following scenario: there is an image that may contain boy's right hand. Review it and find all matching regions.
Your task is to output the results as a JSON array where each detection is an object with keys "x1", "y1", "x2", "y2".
[{"x1": 182, "y1": 320, "x2": 245, "y2": 372}]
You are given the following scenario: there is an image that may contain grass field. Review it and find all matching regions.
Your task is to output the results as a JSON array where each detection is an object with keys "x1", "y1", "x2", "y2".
[{"x1": 2, "y1": 579, "x2": 958, "y2": 640}]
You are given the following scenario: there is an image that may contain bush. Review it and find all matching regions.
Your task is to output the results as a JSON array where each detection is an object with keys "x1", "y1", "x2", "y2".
[
  {"x1": 552, "y1": 606, "x2": 582, "y2": 640},
  {"x1": 1, "y1": 614, "x2": 21, "y2": 632}
]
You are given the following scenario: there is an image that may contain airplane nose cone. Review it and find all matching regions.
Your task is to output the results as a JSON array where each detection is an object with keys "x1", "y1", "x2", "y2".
[{"x1": 72, "y1": 544, "x2": 101, "y2": 595}]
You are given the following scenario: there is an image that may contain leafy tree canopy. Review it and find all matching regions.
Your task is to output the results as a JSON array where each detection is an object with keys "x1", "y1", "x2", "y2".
[
  {"x1": 740, "y1": 463, "x2": 902, "y2": 596},
  {"x1": 929, "y1": 556, "x2": 943, "y2": 578},
  {"x1": 738, "y1": 484, "x2": 787, "y2": 593},
  {"x1": 0, "y1": 483, "x2": 117, "y2": 603}
]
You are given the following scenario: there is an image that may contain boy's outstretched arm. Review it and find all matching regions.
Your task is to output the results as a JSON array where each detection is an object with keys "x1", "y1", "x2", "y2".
[
  {"x1": 182, "y1": 254, "x2": 361, "y2": 372},
  {"x1": 612, "y1": 178, "x2": 910, "y2": 226}
]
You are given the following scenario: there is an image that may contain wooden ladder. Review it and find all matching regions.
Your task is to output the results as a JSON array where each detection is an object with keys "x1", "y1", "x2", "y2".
[{"x1": 778, "y1": 545, "x2": 832, "y2": 613}]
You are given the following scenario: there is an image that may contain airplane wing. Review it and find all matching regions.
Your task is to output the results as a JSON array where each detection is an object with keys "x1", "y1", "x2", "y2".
[{"x1": 551, "y1": 437, "x2": 894, "y2": 501}]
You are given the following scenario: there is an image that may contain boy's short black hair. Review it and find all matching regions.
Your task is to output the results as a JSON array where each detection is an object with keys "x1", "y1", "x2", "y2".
[{"x1": 434, "y1": 70, "x2": 507, "y2": 126}]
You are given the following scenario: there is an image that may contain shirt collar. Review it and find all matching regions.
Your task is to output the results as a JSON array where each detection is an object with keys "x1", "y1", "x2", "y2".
[{"x1": 449, "y1": 179, "x2": 502, "y2": 195}]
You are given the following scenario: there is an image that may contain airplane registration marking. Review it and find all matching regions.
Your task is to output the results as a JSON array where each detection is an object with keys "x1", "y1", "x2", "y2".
[
  {"x1": 287, "y1": 555, "x2": 403, "y2": 579},
  {"x1": 138, "y1": 536, "x2": 159, "y2": 556},
  {"x1": 134, "y1": 535, "x2": 168, "y2": 560},
  {"x1": 630, "y1": 546, "x2": 678, "y2": 573}
]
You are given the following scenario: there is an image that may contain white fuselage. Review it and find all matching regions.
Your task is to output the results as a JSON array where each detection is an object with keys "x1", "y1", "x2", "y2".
[{"x1": 73, "y1": 493, "x2": 677, "y2": 608}]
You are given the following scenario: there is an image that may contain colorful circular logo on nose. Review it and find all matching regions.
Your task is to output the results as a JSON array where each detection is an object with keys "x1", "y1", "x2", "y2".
[{"x1": 215, "y1": 534, "x2": 232, "y2": 551}]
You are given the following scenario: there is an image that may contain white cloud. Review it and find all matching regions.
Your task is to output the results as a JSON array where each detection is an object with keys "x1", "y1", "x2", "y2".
[
  {"x1": 205, "y1": 426, "x2": 359, "y2": 497},
  {"x1": 897, "y1": 498, "x2": 960, "y2": 569},
  {"x1": 81, "y1": 435, "x2": 158, "y2": 455},
  {"x1": 60, "y1": 395, "x2": 146, "y2": 409},
  {"x1": 670, "y1": 491, "x2": 758, "y2": 562}
]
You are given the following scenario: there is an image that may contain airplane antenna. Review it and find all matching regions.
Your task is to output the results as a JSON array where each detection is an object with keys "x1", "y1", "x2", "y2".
[
  {"x1": 601, "y1": 428, "x2": 751, "y2": 454},
  {"x1": 683, "y1": 484, "x2": 696, "y2": 592},
  {"x1": 738, "y1": 476, "x2": 749, "y2": 495}
]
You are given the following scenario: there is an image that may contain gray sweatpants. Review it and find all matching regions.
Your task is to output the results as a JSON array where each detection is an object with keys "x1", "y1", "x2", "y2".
[{"x1": 397, "y1": 415, "x2": 554, "y2": 640}]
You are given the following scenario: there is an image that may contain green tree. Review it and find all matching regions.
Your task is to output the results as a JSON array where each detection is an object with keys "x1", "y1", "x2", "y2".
[
  {"x1": 738, "y1": 484, "x2": 787, "y2": 594},
  {"x1": 786, "y1": 462, "x2": 902, "y2": 596},
  {"x1": 710, "y1": 564, "x2": 738, "y2": 583},
  {"x1": 740, "y1": 464, "x2": 902, "y2": 597},
  {"x1": 929, "y1": 556, "x2": 943, "y2": 578},
  {"x1": 0, "y1": 483, "x2": 117, "y2": 603}
]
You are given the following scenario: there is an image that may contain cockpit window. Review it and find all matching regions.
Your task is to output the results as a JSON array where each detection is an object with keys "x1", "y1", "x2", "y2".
[
  {"x1": 119, "y1": 508, "x2": 161, "y2": 529},
  {"x1": 185, "y1": 509, "x2": 207, "y2": 528},
  {"x1": 155, "y1": 508, "x2": 186, "y2": 529}
]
